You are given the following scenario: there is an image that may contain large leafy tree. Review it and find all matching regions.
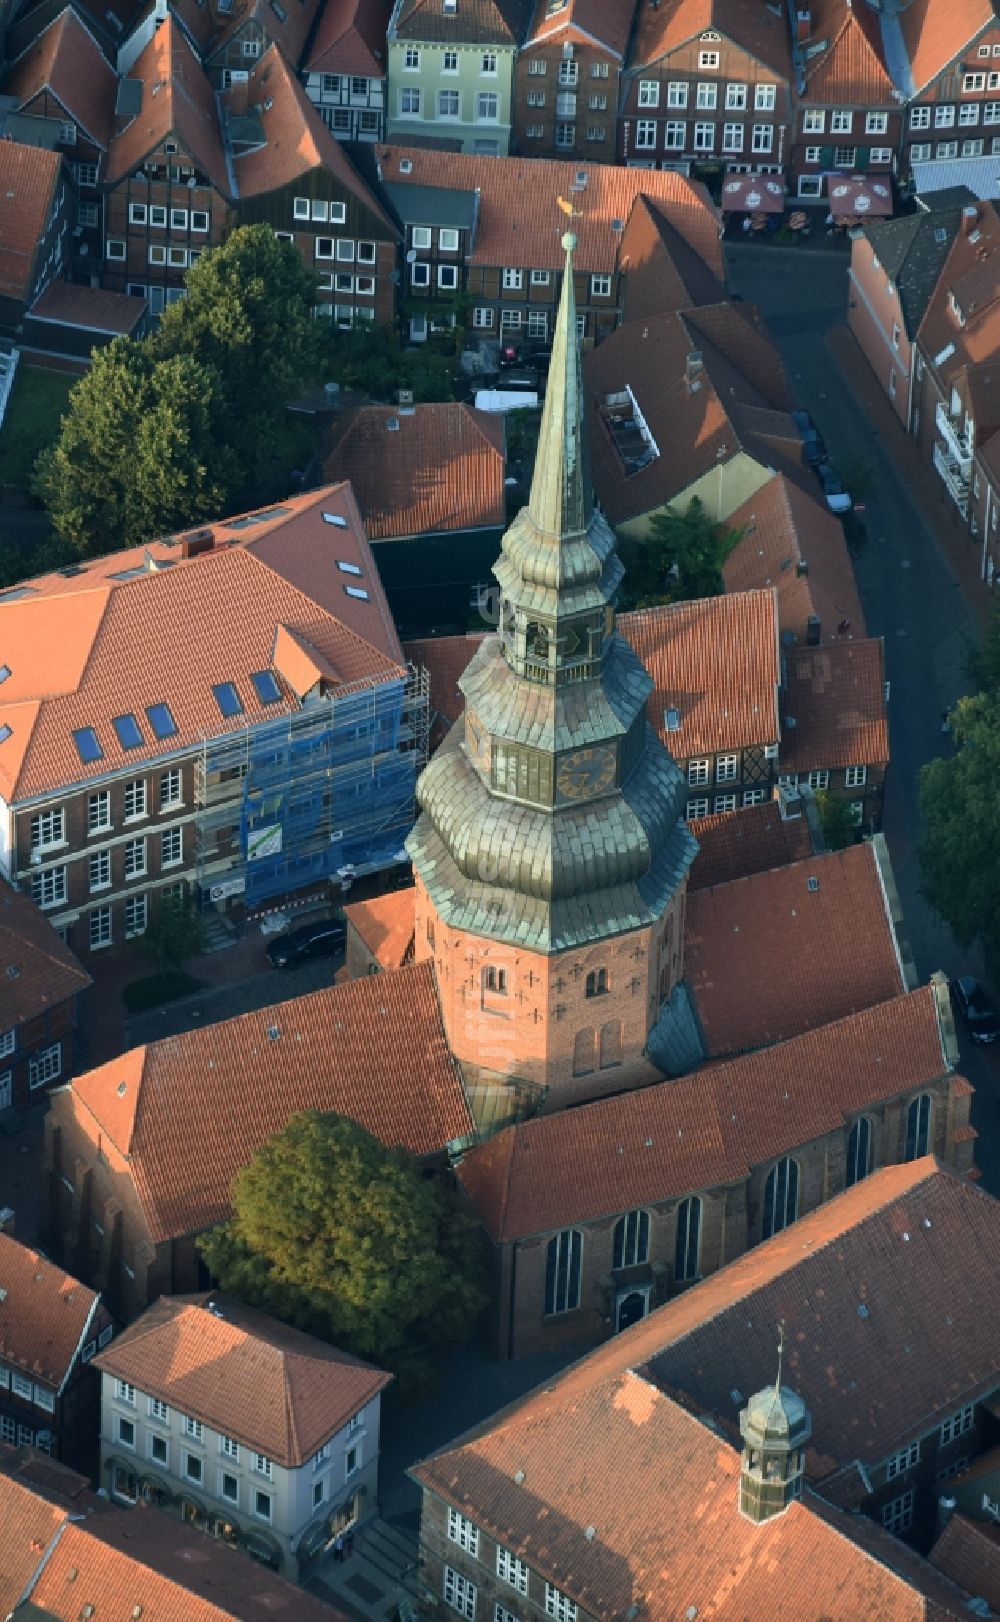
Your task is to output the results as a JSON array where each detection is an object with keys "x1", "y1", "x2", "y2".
[
  {"x1": 33, "y1": 341, "x2": 234, "y2": 553},
  {"x1": 919, "y1": 692, "x2": 1000, "y2": 954},
  {"x1": 198, "y1": 1112, "x2": 488, "y2": 1390},
  {"x1": 618, "y1": 497, "x2": 741, "y2": 608}
]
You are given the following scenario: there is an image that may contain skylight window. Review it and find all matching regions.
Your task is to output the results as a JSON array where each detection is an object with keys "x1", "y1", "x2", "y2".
[
  {"x1": 0, "y1": 666, "x2": 10, "y2": 683},
  {"x1": 322, "y1": 512, "x2": 349, "y2": 528},
  {"x1": 337, "y1": 560, "x2": 362, "y2": 575},
  {"x1": 250, "y1": 670, "x2": 282, "y2": 705},
  {"x1": 0, "y1": 725, "x2": 11, "y2": 745},
  {"x1": 212, "y1": 682, "x2": 244, "y2": 718},
  {"x1": 145, "y1": 703, "x2": 178, "y2": 740},
  {"x1": 72, "y1": 727, "x2": 104, "y2": 764},
  {"x1": 344, "y1": 586, "x2": 370, "y2": 600},
  {"x1": 112, "y1": 713, "x2": 144, "y2": 750},
  {"x1": 224, "y1": 506, "x2": 291, "y2": 532}
]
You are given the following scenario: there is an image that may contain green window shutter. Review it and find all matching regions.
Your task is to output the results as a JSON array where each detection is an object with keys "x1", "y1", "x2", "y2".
[{"x1": 855, "y1": 145, "x2": 870, "y2": 168}]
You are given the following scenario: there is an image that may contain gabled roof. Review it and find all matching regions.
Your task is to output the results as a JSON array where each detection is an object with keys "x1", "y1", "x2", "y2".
[
  {"x1": 61, "y1": 960, "x2": 472, "y2": 1243},
  {"x1": 521, "y1": 0, "x2": 633, "y2": 58},
  {"x1": 689, "y1": 799, "x2": 814, "y2": 889},
  {"x1": 861, "y1": 197, "x2": 970, "y2": 339},
  {"x1": 304, "y1": 0, "x2": 391, "y2": 76},
  {"x1": 0, "y1": 879, "x2": 90, "y2": 1031},
  {"x1": 343, "y1": 887, "x2": 416, "y2": 967},
  {"x1": 29, "y1": 280, "x2": 148, "y2": 335},
  {"x1": 0, "y1": 1471, "x2": 72, "y2": 1618},
  {"x1": 323, "y1": 404, "x2": 506, "y2": 540},
  {"x1": 200, "y1": 0, "x2": 324, "y2": 68},
  {"x1": 0, "y1": 141, "x2": 62, "y2": 304},
  {"x1": 422, "y1": 1162, "x2": 999, "y2": 1622},
  {"x1": 629, "y1": 0, "x2": 791, "y2": 78},
  {"x1": 897, "y1": 0, "x2": 995, "y2": 98},
  {"x1": 724, "y1": 472, "x2": 866, "y2": 644},
  {"x1": 800, "y1": 0, "x2": 894, "y2": 106},
  {"x1": 0, "y1": 485, "x2": 403, "y2": 802},
  {"x1": 930, "y1": 1516, "x2": 1000, "y2": 1614},
  {"x1": 394, "y1": 0, "x2": 531, "y2": 46},
  {"x1": 584, "y1": 304, "x2": 796, "y2": 527},
  {"x1": 227, "y1": 46, "x2": 396, "y2": 230},
  {"x1": 620, "y1": 589, "x2": 780, "y2": 759},
  {"x1": 106, "y1": 15, "x2": 230, "y2": 192},
  {"x1": 456, "y1": 988, "x2": 950, "y2": 1241},
  {"x1": 619, "y1": 193, "x2": 726, "y2": 326},
  {"x1": 375, "y1": 145, "x2": 724, "y2": 278},
  {"x1": 685, "y1": 841, "x2": 905, "y2": 1057},
  {"x1": 916, "y1": 202, "x2": 1000, "y2": 387},
  {"x1": 94, "y1": 1293, "x2": 391, "y2": 1465},
  {"x1": 780, "y1": 638, "x2": 889, "y2": 773},
  {"x1": 1, "y1": 7, "x2": 117, "y2": 149},
  {"x1": 403, "y1": 632, "x2": 486, "y2": 745},
  {"x1": 0, "y1": 1234, "x2": 98, "y2": 1393}
]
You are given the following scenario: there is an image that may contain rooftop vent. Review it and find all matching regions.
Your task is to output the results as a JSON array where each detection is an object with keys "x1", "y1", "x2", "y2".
[
  {"x1": 807, "y1": 875, "x2": 819, "y2": 892},
  {"x1": 514, "y1": 1469, "x2": 525, "y2": 1484},
  {"x1": 584, "y1": 1526, "x2": 596, "y2": 1541}
]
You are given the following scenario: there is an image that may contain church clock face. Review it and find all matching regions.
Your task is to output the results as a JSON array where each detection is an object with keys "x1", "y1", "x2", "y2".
[{"x1": 556, "y1": 745, "x2": 616, "y2": 801}]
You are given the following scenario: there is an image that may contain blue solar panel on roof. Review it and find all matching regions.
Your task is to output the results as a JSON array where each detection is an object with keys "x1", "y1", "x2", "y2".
[
  {"x1": 212, "y1": 682, "x2": 244, "y2": 718},
  {"x1": 112, "y1": 713, "x2": 144, "y2": 749},
  {"x1": 250, "y1": 670, "x2": 282, "y2": 705},
  {"x1": 72, "y1": 727, "x2": 103, "y2": 764},
  {"x1": 146, "y1": 703, "x2": 178, "y2": 740}
]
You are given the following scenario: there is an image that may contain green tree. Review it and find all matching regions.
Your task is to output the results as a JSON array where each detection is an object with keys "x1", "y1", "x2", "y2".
[
  {"x1": 964, "y1": 600, "x2": 1000, "y2": 695},
  {"x1": 919, "y1": 693, "x2": 1000, "y2": 954},
  {"x1": 815, "y1": 789, "x2": 858, "y2": 851},
  {"x1": 141, "y1": 894, "x2": 207, "y2": 974},
  {"x1": 198, "y1": 1112, "x2": 488, "y2": 1390},
  {"x1": 618, "y1": 497, "x2": 741, "y2": 608},
  {"x1": 33, "y1": 340, "x2": 234, "y2": 553}
]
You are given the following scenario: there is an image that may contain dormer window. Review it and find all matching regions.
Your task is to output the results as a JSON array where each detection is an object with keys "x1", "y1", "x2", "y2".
[{"x1": 948, "y1": 289, "x2": 966, "y2": 325}]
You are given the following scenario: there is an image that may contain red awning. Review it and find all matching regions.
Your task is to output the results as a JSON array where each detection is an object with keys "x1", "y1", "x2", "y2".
[
  {"x1": 721, "y1": 172, "x2": 786, "y2": 213},
  {"x1": 828, "y1": 176, "x2": 893, "y2": 218}
]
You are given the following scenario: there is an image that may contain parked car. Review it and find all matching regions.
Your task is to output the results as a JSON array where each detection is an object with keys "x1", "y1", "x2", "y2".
[
  {"x1": 499, "y1": 342, "x2": 552, "y2": 372},
  {"x1": 792, "y1": 408, "x2": 827, "y2": 468},
  {"x1": 816, "y1": 462, "x2": 851, "y2": 514},
  {"x1": 950, "y1": 975, "x2": 1000, "y2": 1043},
  {"x1": 265, "y1": 917, "x2": 346, "y2": 969}
]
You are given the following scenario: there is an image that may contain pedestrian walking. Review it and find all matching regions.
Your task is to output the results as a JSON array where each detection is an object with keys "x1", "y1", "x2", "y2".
[{"x1": 334, "y1": 1532, "x2": 345, "y2": 1563}]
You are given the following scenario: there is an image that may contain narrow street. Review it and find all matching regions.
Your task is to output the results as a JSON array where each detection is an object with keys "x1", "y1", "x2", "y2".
[{"x1": 728, "y1": 241, "x2": 1000, "y2": 1186}]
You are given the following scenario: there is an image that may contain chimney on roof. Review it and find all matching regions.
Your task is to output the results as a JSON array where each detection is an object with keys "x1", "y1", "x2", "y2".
[
  {"x1": 962, "y1": 204, "x2": 979, "y2": 236},
  {"x1": 181, "y1": 530, "x2": 215, "y2": 560},
  {"x1": 796, "y1": 8, "x2": 811, "y2": 41},
  {"x1": 685, "y1": 350, "x2": 704, "y2": 391},
  {"x1": 796, "y1": 558, "x2": 808, "y2": 578},
  {"x1": 806, "y1": 614, "x2": 821, "y2": 645}
]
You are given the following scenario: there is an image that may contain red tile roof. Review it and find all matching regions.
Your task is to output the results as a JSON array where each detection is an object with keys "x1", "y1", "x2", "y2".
[
  {"x1": 930, "y1": 1517, "x2": 1000, "y2": 1613},
  {"x1": 304, "y1": 0, "x2": 391, "y2": 76},
  {"x1": 64, "y1": 960, "x2": 472, "y2": 1243},
  {"x1": 457, "y1": 988, "x2": 948, "y2": 1241},
  {"x1": 688, "y1": 800, "x2": 814, "y2": 889},
  {"x1": 0, "y1": 878, "x2": 90, "y2": 1031},
  {"x1": 29, "y1": 280, "x2": 148, "y2": 334},
  {"x1": 620, "y1": 590, "x2": 780, "y2": 759},
  {"x1": 344, "y1": 887, "x2": 416, "y2": 967},
  {"x1": 394, "y1": 0, "x2": 530, "y2": 45},
  {"x1": 724, "y1": 473, "x2": 866, "y2": 644},
  {"x1": 106, "y1": 17, "x2": 230, "y2": 192},
  {"x1": 780, "y1": 639, "x2": 889, "y2": 773},
  {"x1": 619, "y1": 194, "x2": 726, "y2": 325},
  {"x1": 403, "y1": 633, "x2": 485, "y2": 732},
  {"x1": 375, "y1": 145, "x2": 724, "y2": 278},
  {"x1": 419, "y1": 1164, "x2": 994, "y2": 1622},
  {"x1": 801, "y1": 0, "x2": 895, "y2": 105},
  {"x1": 0, "y1": 1234, "x2": 99, "y2": 1392},
  {"x1": 0, "y1": 1471, "x2": 72, "y2": 1617},
  {"x1": 630, "y1": 0, "x2": 792, "y2": 78},
  {"x1": 228, "y1": 46, "x2": 395, "y2": 231},
  {"x1": 0, "y1": 485, "x2": 403, "y2": 802},
  {"x1": 1, "y1": 7, "x2": 117, "y2": 149},
  {"x1": 521, "y1": 0, "x2": 633, "y2": 57},
  {"x1": 898, "y1": 0, "x2": 995, "y2": 96},
  {"x1": 95, "y1": 1293, "x2": 391, "y2": 1466},
  {"x1": 685, "y1": 842, "x2": 905, "y2": 1056},
  {"x1": 0, "y1": 141, "x2": 62, "y2": 304},
  {"x1": 917, "y1": 202, "x2": 1000, "y2": 391},
  {"x1": 324, "y1": 404, "x2": 506, "y2": 539}
]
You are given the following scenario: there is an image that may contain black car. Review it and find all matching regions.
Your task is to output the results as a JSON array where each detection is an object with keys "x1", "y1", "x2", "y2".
[
  {"x1": 950, "y1": 975, "x2": 1000, "y2": 1043},
  {"x1": 266, "y1": 917, "x2": 346, "y2": 969},
  {"x1": 792, "y1": 408, "x2": 827, "y2": 467}
]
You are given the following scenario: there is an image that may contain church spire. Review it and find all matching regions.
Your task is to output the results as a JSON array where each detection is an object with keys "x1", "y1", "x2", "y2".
[{"x1": 525, "y1": 229, "x2": 590, "y2": 543}]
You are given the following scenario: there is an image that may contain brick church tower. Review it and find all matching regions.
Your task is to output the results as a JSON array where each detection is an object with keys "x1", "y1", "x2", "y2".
[{"x1": 407, "y1": 229, "x2": 700, "y2": 1125}]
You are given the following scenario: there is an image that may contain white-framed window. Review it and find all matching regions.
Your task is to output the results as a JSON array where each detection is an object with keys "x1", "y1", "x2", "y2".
[
  {"x1": 664, "y1": 120, "x2": 685, "y2": 148},
  {"x1": 476, "y1": 92, "x2": 498, "y2": 120},
  {"x1": 221, "y1": 1434, "x2": 239, "y2": 1459},
  {"x1": 941, "y1": 1405, "x2": 975, "y2": 1445},
  {"x1": 473, "y1": 307, "x2": 494, "y2": 328},
  {"x1": 31, "y1": 867, "x2": 66, "y2": 910},
  {"x1": 526, "y1": 89, "x2": 545, "y2": 106},
  {"x1": 590, "y1": 274, "x2": 611, "y2": 297},
  {"x1": 558, "y1": 59, "x2": 578, "y2": 86},
  {"x1": 442, "y1": 49, "x2": 458, "y2": 71},
  {"x1": 12, "y1": 1371, "x2": 33, "y2": 1399},
  {"x1": 530, "y1": 269, "x2": 551, "y2": 285},
  {"x1": 694, "y1": 121, "x2": 714, "y2": 150},
  {"x1": 845, "y1": 765, "x2": 867, "y2": 788},
  {"x1": 170, "y1": 207, "x2": 188, "y2": 229},
  {"x1": 254, "y1": 1452, "x2": 273, "y2": 1477},
  {"x1": 501, "y1": 309, "x2": 522, "y2": 329},
  {"x1": 90, "y1": 907, "x2": 111, "y2": 950},
  {"x1": 688, "y1": 759, "x2": 710, "y2": 786},
  {"x1": 667, "y1": 81, "x2": 688, "y2": 108},
  {"x1": 635, "y1": 120, "x2": 658, "y2": 148},
  {"x1": 30, "y1": 808, "x2": 65, "y2": 851},
  {"x1": 88, "y1": 792, "x2": 109, "y2": 839},
  {"x1": 123, "y1": 837, "x2": 146, "y2": 880},
  {"x1": 751, "y1": 124, "x2": 773, "y2": 152},
  {"x1": 831, "y1": 109, "x2": 852, "y2": 134},
  {"x1": 411, "y1": 226, "x2": 432, "y2": 249},
  {"x1": 115, "y1": 1379, "x2": 136, "y2": 1404},
  {"x1": 161, "y1": 826, "x2": 183, "y2": 867},
  {"x1": 870, "y1": 146, "x2": 892, "y2": 163},
  {"x1": 544, "y1": 1228, "x2": 582, "y2": 1314},
  {"x1": 183, "y1": 1415, "x2": 203, "y2": 1440},
  {"x1": 438, "y1": 90, "x2": 460, "y2": 117},
  {"x1": 448, "y1": 1508, "x2": 480, "y2": 1554},
  {"x1": 910, "y1": 105, "x2": 930, "y2": 129},
  {"x1": 149, "y1": 1397, "x2": 169, "y2": 1422},
  {"x1": 410, "y1": 262, "x2": 430, "y2": 287},
  {"x1": 34, "y1": 1385, "x2": 55, "y2": 1412},
  {"x1": 755, "y1": 82, "x2": 776, "y2": 110},
  {"x1": 75, "y1": 161, "x2": 98, "y2": 186},
  {"x1": 882, "y1": 1491, "x2": 914, "y2": 1534},
  {"x1": 399, "y1": 87, "x2": 421, "y2": 115},
  {"x1": 106, "y1": 239, "x2": 126, "y2": 260},
  {"x1": 936, "y1": 140, "x2": 959, "y2": 158},
  {"x1": 150, "y1": 205, "x2": 167, "y2": 227},
  {"x1": 803, "y1": 109, "x2": 825, "y2": 132},
  {"x1": 723, "y1": 123, "x2": 743, "y2": 151},
  {"x1": 502, "y1": 267, "x2": 523, "y2": 289},
  {"x1": 716, "y1": 753, "x2": 738, "y2": 782},
  {"x1": 527, "y1": 310, "x2": 548, "y2": 338},
  {"x1": 496, "y1": 1546, "x2": 529, "y2": 1594},
  {"x1": 555, "y1": 123, "x2": 575, "y2": 148},
  {"x1": 807, "y1": 769, "x2": 829, "y2": 789},
  {"x1": 964, "y1": 72, "x2": 986, "y2": 92},
  {"x1": 345, "y1": 1442, "x2": 360, "y2": 1476},
  {"x1": 686, "y1": 797, "x2": 709, "y2": 819},
  {"x1": 78, "y1": 200, "x2": 99, "y2": 228},
  {"x1": 0, "y1": 1029, "x2": 13, "y2": 1060},
  {"x1": 148, "y1": 245, "x2": 166, "y2": 266},
  {"x1": 160, "y1": 767, "x2": 181, "y2": 808},
  {"x1": 726, "y1": 83, "x2": 747, "y2": 109},
  {"x1": 743, "y1": 788, "x2": 766, "y2": 805},
  {"x1": 886, "y1": 1441, "x2": 920, "y2": 1480},
  {"x1": 444, "y1": 1567, "x2": 476, "y2": 1621},
  {"x1": 124, "y1": 779, "x2": 146, "y2": 821},
  {"x1": 696, "y1": 82, "x2": 717, "y2": 109},
  {"x1": 89, "y1": 849, "x2": 111, "y2": 892},
  {"x1": 909, "y1": 142, "x2": 931, "y2": 159},
  {"x1": 438, "y1": 264, "x2": 459, "y2": 289},
  {"x1": 117, "y1": 1415, "x2": 136, "y2": 1449},
  {"x1": 528, "y1": 57, "x2": 546, "y2": 75},
  {"x1": 592, "y1": 61, "x2": 608, "y2": 77},
  {"x1": 403, "y1": 46, "x2": 420, "y2": 68},
  {"x1": 714, "y1": 793, "x2": 737, "y2": 813},
  {"x1": 866, "y1": 111, "x2": 889, "y2": 133},
  {"x1": 698, "y1": 50, "x2": 719, "y2": 69},
  {"x1": 481, "y1": 50, "x2": 497, "y2": 74},
  {"x1": 935, "y1": 104, "x2": 956, "y2": 127},
  {"x1": 191, "y1": 210, "x2": 208, "y2": 231},
  {"x1": 638, "y1": 80, "x2": 659, "y2": 107},
  {"x1": 242, "y1": 36, "x2": 260, "y2": 55},
  {"x1": 129, "y1": 203, "x2": 148, "y2": 225},
  {"x1": 293, "y1": 197, "x2": 310, "y2": 219},
  {"x1": 545, "y1": 1585, "x2": 577, "y2": 1622},
  {"x1": 960, "y1": 102, "x2": 981, "y2": 124},
  {"x1": 183, "y1": 1451, "x2": 203, "y2": 1484},
  {"x1": 439, "y1": 227, "x2": 460, "y2": 252}
]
